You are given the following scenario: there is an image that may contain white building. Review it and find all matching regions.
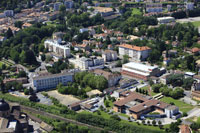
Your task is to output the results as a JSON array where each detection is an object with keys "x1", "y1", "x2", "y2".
[
  {"x1": 146, "y1": 3, "x2": 162, "y2": 13},
  {"x1": 32, "y1": 72, "x2": 73, "y2": 91},
  {"x1": 4, "y1": 10, "x2": 14, "y2": 17},
  {"x1": 157, "y1": 17, "x2": 175, "y2": 24},
  {"x1": 44, "y1": 40, "x2": 70, "y2": 58},
  {"x1": 54, "y1": 2, "x2": 62, "y2": 11},
  {"x1": 165, "y1": 105, "x2": 181, "y2": 120},
  {"x1": 185, "y1": 2, "x2": 194, "y2": 10},
  {"x1": 70, "y1": 57, "x2": 104, "y2": 70},
  {"x1": 121, "y1": 62, "x2": 160, "y2": 80},
  {"x1": 118, "y1": 44, "x2": 151, "y2": 61},
  {"x1": 102, "y1": 50, "x2": 117, "y2": 62},
  {"x1": 64, "y1": 0, "x2": 74, "y2": 9}
]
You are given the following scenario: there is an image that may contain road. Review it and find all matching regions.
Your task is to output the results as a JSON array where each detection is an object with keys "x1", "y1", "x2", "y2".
[{"x1": 20, "y1": 105, "x2": 114, "y2": 133}]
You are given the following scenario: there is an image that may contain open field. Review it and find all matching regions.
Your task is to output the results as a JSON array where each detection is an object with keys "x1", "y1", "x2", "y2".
[
  {"x1": 47, "y1": 90, "x2": 80, "y2": 106},
  {"x1": 191, "y1": 21, "x2": 200, "y2": 27},
  {"x1": 132, "y1": 8, "x2": 142, "y2": 16},
  {"x1": 160, "y1": 96, "x2": 194, "y2": 113}
]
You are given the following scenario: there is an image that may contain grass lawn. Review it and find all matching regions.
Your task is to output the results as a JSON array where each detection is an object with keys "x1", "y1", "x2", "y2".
[
  {"x1": 80, "y1": 110, "x2": 111, "y2": 119},
  {"x1": 119, "y1": 113, "x2": 129, "y2": 118},
  {"x1": 191, "y1": 21, "x2": 200, "y2": 27},
  {"x1": 132, "y1": 8, "x2": 142, "y2": 16},
  {"x1": 160, "y1": 97, "x2": 194, "y2": 113}
]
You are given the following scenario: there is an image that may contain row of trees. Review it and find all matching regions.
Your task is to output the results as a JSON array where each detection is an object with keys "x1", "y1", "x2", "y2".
[
  {"x1": 74, "y1": 71, "x2": 108, "y2": 91},
  {"x1": 172, "y1": 8, "x2": 200, "y2": 19}
]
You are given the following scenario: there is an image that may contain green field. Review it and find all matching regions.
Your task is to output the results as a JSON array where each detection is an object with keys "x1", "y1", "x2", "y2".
[
  {"x1": 132, "y1": 8, "x2": 142, "y2": 16},
  {"x1": 160, "y1": 97, "x2": 194, "y2": 113},
  {"x1": 191, "y1": 21, "x2": 200, "y2": 27}
]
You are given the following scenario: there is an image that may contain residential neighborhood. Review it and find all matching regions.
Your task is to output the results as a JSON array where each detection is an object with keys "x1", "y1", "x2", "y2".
[{"x1": 1, "y1": 0, "x2": 200, "y2": 132}]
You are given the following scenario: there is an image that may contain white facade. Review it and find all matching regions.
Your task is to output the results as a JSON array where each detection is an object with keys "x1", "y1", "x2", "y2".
[
  {"x1": 44, "y1": 40, "x2": 70, "y2": 58},
  {"x1": 33, "y1": 72, "x2": 74, "y2": 91},
  {"x1": 157, "y1": 17, "x2": 175, "y2": 24},
  {"x1": 165, "y1": 106, "x2": 180, "y2": 119},
  {"x1": 71, "y1": 57, "x2": 104, "y2": 70},
  {"x1": 102, "y1": 50, "x2": 117, "y2": 62},
  {"x1": 185, "y1": 2, "x2": 194, "y2": 10},
  {"x1": 118, "y1": 44, "x2": 151, "y2": 61},
  {"x1": 4, "y1": 10, "x2": 14, "y2": 17}
]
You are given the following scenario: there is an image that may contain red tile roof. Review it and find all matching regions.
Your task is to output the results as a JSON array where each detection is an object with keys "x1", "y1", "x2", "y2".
[{"x1": 119, "y1": 44, "x2": 151, "y2": 51}]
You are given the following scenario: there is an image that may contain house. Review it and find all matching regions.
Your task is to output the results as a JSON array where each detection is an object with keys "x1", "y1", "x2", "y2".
[
  {"x1": 93, "y1": 69, "x2": 121, "y2": 87},
  {"x1": 4, "y1": 10, "x2": 14, "y2": 17},
  {"x1": 22, "y1": 23, "x2": 32, "y2": 29},
  {"x1": 119, "y1": 79, "x2": 138, "y2": 89},
  {"x1": 3, "y1": 78, "x2": 28, "y2": 84},
  {"x1": 93, "y1": 7, "x2": 114, "y2": 17},
  {"x1": 113, "y1": 91, "x2": 180, "y2": 120},
  {"x1": 86, "y1": 89, "x2": 102, "y2": 97},
  {"x1": 146, "y1": 3, "x2": 162, "y2": 13},
  {"x1": 74, "y1": 44, "x2": 90, "y2": 52},
  {"x1": 102, "y1": 50, "x2": 117, "y2": 62},
  {"x1": 64, "y1": 0, "x2": 74, "y2": 9},
  {"x1": 54, "y1": 2, "x2": 62, "y2": 11},
  {"x1": 179, "y1": 124, "x2": 191, "y2": 133},
  {"x1": 185, "y1": 2, "x2": 194, "y2": 10},
  {"x1": 103, "y1": 87, "x2": 118, "y2": 95},
  {"x1": 32, "y1": 72, "x2": 74, "y2": 91},
  {"x1": 191, "y1": 47, "x2": 200, "y2": 54},
  {"x1": 191, "y1": 91, "x2": 200, "y2": 101},
  {"x1": 121, "y1": 62, "x2": 161, "y2": 80},
  {"x1": 118, "y1": 44, "x2": 151, "y2": 61},
  {"x1": 0, "y1": 36, "x2": 6, "y2": 42}
]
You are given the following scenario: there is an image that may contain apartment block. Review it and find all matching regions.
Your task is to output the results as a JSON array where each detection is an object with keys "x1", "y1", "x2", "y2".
[
  {"x1": 118, "y1": 44, "x2": 151, "y2": 61},
  {"x1": 44, "y1": 40, "x2": 70, "y2": 58},
  {"x1": 32, "y1": 72, "x2": 74, "y2": 91},
  {"x1": 102, "y1": 50, "x2": 117, "y2": 62}
]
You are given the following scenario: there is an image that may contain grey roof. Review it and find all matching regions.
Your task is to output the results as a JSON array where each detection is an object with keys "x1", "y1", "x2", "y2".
[{"x1": 33, "y1": 72, "x2": 73, "y2": 80}]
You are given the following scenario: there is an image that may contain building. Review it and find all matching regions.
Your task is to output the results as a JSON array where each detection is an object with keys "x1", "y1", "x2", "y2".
[
  {"x1": 121, "y1": 62, "x2": 160, "y2": 80},
  {"x1": 70, "y1": 57, "x2": 104, "y2": 70},
  {"x1": 93, "y1": 69, "x2": 121, "y2": 87},
  {"x1": 44, "y1": 40, "x2": 70, "y2": 58},
  {"x1": 0, "y1": 36, "x2": 6, "y2": 42},
  {"x1": 113, "y1": 91, "x2": 180, "y2": 120},
  {"x1": 191, "y1": 91, "x2": 200, "y2": 101},
  {"x1": 179, "y1": 124, "x2": 191, "y2": 133},
  {"x1": 0, "y1": 100, "x2": 29, "y2": 133},
  {"x1": 157, "y1": 17, "x2": 175, "y2": 24},
  {"x1": 54, "y1": 2, "x2": 62, "y2": 11},
  {"x1": 64, "y1": 0, "x2": 74, "y2": 9},
  {"x1": 165, "y1": 105, "x2": 181, "y2": 120},
  {"x1": 146, "y1": 3, "x2": 162, "y2": 13},
  {"x1": 185, "y1": 2, "x2": 194, "y2": 10},
  {"x1": 102, "y1": 50, "x2": 117, "y2": 62},
  {"x1": 32, "y1": 72, "x2": 74, "y2": 91},
  {"x1": 3, "y1": 78, "x2": 28, "y2": 84},
  {"x1": 4, "y1": 10, "x2": 14, "y2": 17},
  {"x1": 118, "y1": 44, "x2": 151, "y2": 61},
  {"x1": 94, "y1": 7, "x2": 114, "y2": 17}
]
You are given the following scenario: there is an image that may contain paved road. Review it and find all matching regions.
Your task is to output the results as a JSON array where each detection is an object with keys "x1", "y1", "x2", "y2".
[{"x1": 20, "y1": 105, "x2": 114, "y2": 133}]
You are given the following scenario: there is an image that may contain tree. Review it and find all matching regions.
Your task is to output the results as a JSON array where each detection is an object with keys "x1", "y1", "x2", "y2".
[
  {"x1": 152, "y1": 120, "x2": 156, "y2": 126},
  {"x1": 6, "y1": 28, "x2": 13, "y2": 39},
  {"x1": 14, "y1": 21, "x2": 23, "y2": 29},
  {"x1": 116, "y1": 60, "x2": 122, "y2": 67},
  {"x1": 136, "y1": 87, "x2": 138, "y2": 92},
  {"x1": 41, "y1": 54, "x2": 46, "y2": 61},
  {"x1": 147, "y1": 120, "x2": 150, "y2": 125},
  {"x1": 169, "y1": 122, "x2": 179, "y2": 133},
  {"x1": 122, "y1": 55, "x2": 129, "y2": 64},
  {"x1": 18, "y1": 71, "x2": 27, "y2": 77},
  {"x1": 142, "y1": 120, "x2": 145, "y2": 125},
  {"x1": 110, "y1": 115, "x2": 121, "y2": 121},
  {"x1": 190, "y1": 122, "x2": 200, "y2": 131}
]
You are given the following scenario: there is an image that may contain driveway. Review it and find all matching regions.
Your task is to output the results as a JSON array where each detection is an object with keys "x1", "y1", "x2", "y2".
[
  {"x1": 180, "y1": 96, "x2": 197, "y2": 106},
  {"x1": 182, "y1": 107, "x2": 200, "y2": 120}
]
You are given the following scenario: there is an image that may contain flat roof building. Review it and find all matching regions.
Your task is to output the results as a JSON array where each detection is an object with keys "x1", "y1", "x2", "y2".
[
  {"x1": 121, "y1": 62, "x2": 160, "y2": 80},
  {"x1": 32, "y1": 72, "x2": 74, "y2": 91},
  {"x1": 157, "y1": 17, "x2": 175, "y2": 24}
]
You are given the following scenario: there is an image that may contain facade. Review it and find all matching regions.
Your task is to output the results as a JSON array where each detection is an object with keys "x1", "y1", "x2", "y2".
[
  {"x1": 113, "y1": 91, "x2": 180, "y2": 120},
  {"x1": 102, "y1": 50, "x2": 117, "y2": 62},
  {"x1": 121, "y1": 62, "x2": 160, "y2": 80},
  {"x1": 165, "y1": 105, "x2": 181, "y2": 120},
  {"x1": 71, "y1": 57, "x2": 104, "y2": 70},
  {"x1": 54, "y1": 2, "x2": 62, "y2": 11},
  {"x1": 44, "y1": 40, "x2": 70, "y2": 58},
  {"x1": 185, "y1": 2, "x2": 194, "y2": 10},
  {"x1": 157, "y1": 17, "x2": 175, "y2": 24},
  {"x1": 4, "y1": 10, "x2": 14, "y2": 17},
  {"x1": 32, "y1": 72, "x2": 74, "y2": 91},
  {"x1": 64, "y1": 0, "x2": 74, "y2": 9},
  {"x1": 146, "y1": 3, "x2": 162, "y2": 13},
  {"x1": 93, "y1": 69, "x2": 121, "y2": 87},
  {"x1": 118, "y1": 44, "x2": 151, "y2": 61}
]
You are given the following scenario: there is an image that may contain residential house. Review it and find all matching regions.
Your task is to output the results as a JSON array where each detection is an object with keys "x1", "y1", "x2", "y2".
[
  {"x1": 93, "y1": 69, "x2": 121, "y2": 87},
  {"x1": 0, "y1": 36, "x2": 6, "y2": 42},
  {"x1": 118, "y1": 44, "x2": 151, "y2": 61},
  {"x1": 74, "y1": 44, "x2": 90, "y2": 52}
]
